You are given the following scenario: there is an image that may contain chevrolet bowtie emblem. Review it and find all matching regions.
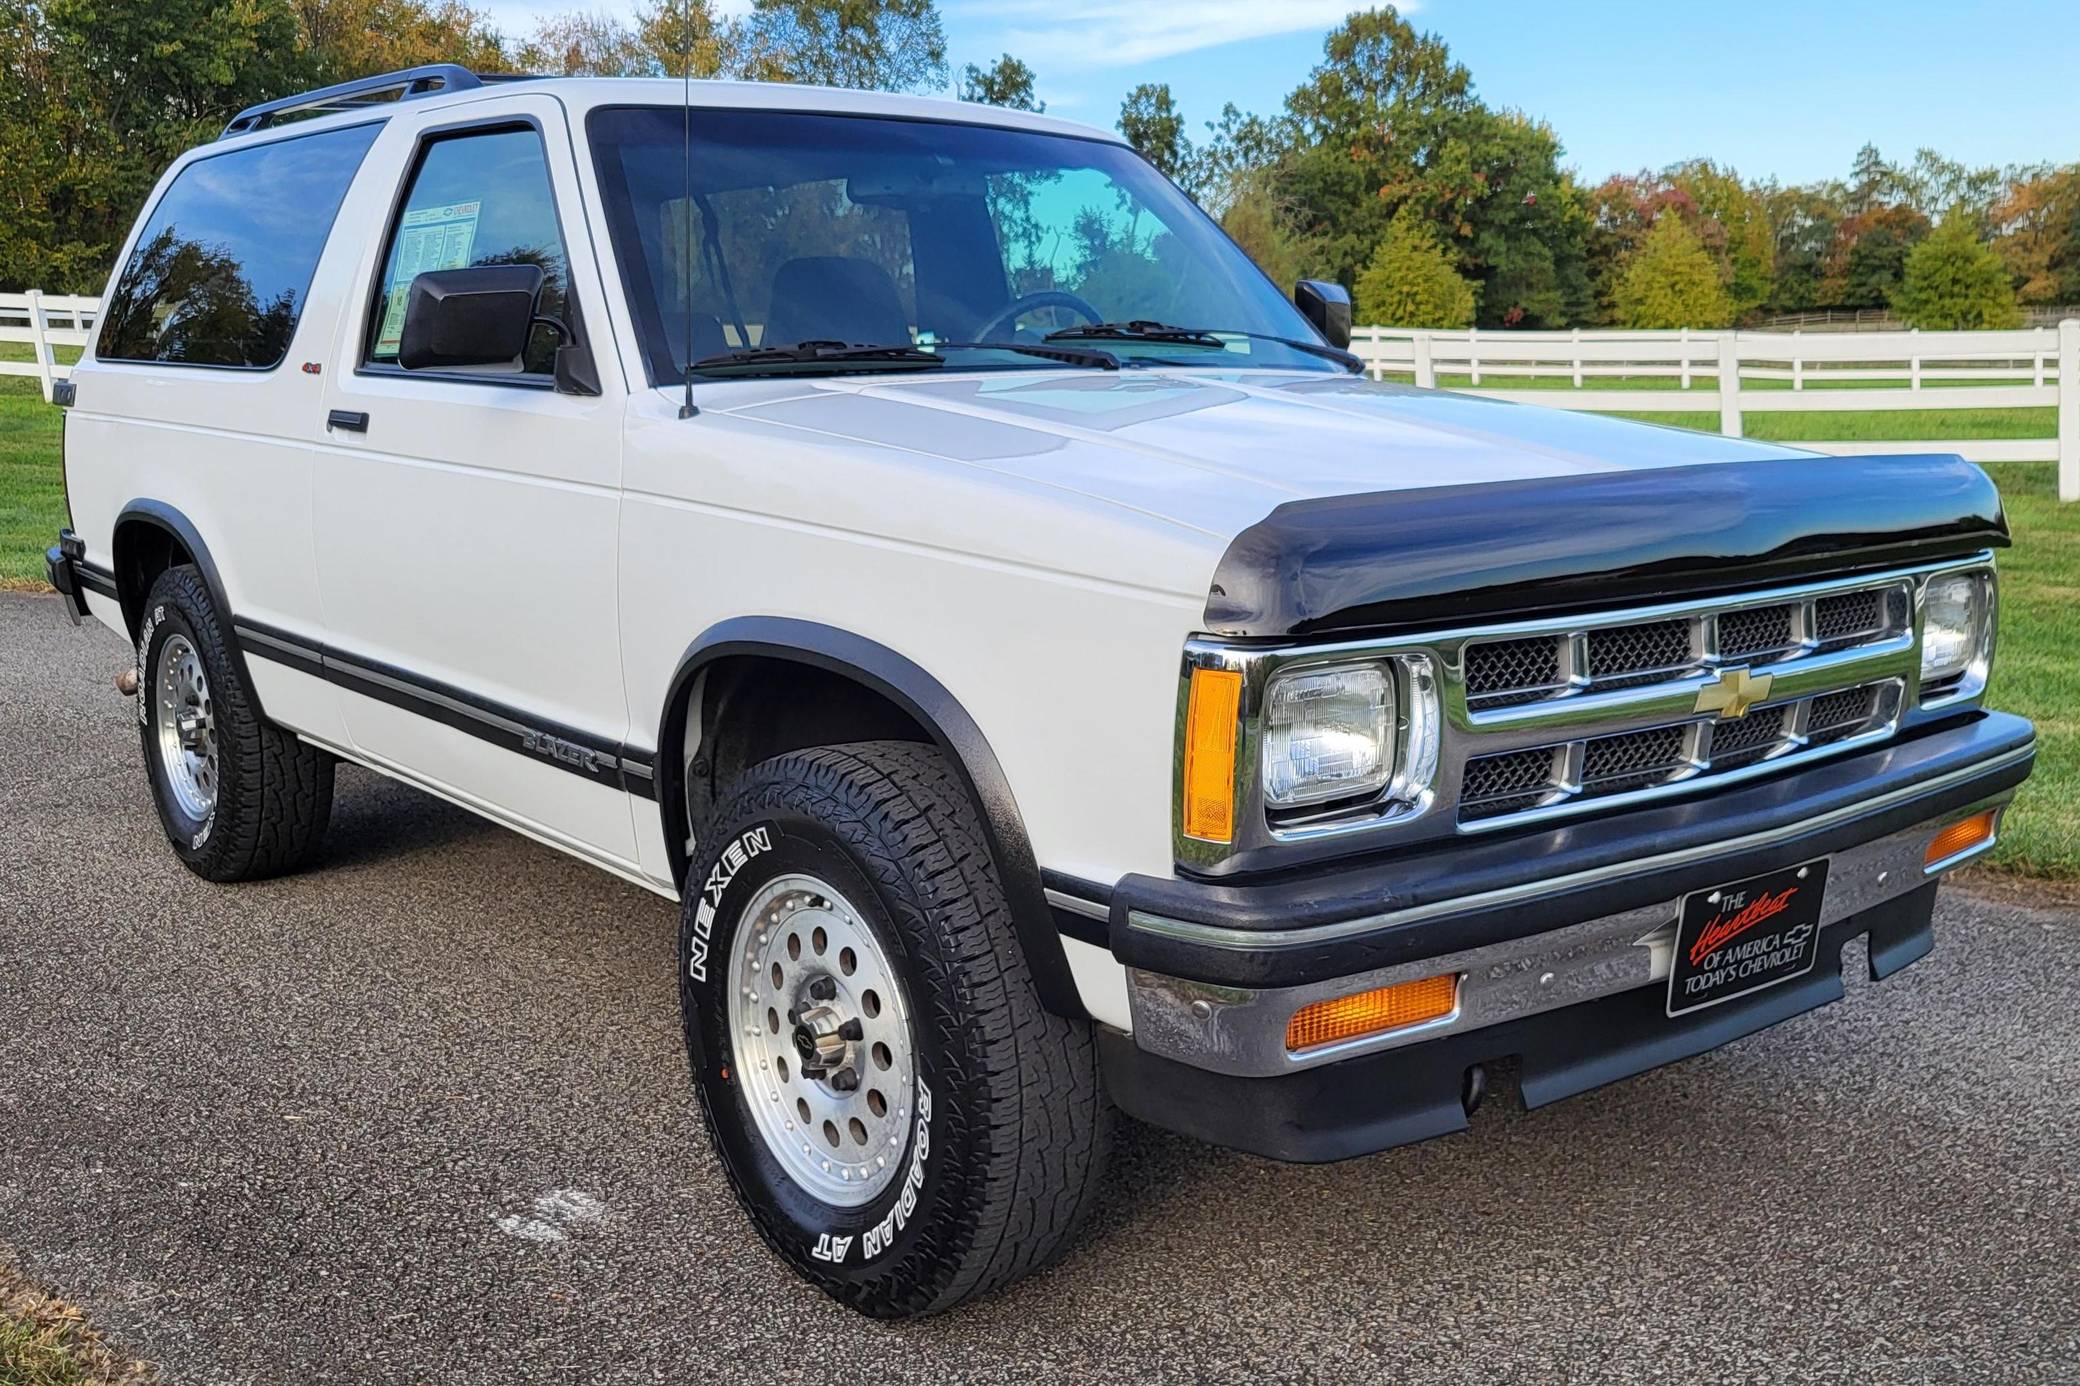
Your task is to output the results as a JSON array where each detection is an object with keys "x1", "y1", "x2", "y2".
[{"x1": 1694, "y1": 666, "x2": 1773, "y2": 720}]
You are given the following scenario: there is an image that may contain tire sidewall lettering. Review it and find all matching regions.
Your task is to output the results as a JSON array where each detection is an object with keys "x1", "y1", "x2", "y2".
[{"x1": 681, "y1": 813, "x2": 944, "y2": 1280}]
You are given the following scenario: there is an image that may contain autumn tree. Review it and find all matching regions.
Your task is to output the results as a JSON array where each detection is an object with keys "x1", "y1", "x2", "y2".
[
  {"x1": 292, "y1": 0, "x2": 503, "y2": 82},
  {"x1": 1354, "y1": 211, "x2": 1477, "y2": 327},
  {"x1": 1612, "y1": 215, "x2": 1731, "y2": 328},
  {"x1": 1993, "y1": 167, "x2": 2080, "y2": 304},
  {"x1": 960, "y1": 52, "x2": 1040, "y2": 111},
  {"x1": 739, "y1": 0, "x2": 945, "y2": 93},
  {"x1": 1893, "y1": 213, "x2": 2023, "y2": 329}
]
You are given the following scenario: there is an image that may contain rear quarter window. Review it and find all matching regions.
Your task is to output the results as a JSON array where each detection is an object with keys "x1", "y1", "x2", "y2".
[{"x1": 96, "y1": 122, "x2": 381, "y2": 369}]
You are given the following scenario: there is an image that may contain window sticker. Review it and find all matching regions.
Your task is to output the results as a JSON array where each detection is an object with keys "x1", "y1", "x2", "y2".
[{"x1": 374, "y1": 200, "x2": 482, "y2": 354}]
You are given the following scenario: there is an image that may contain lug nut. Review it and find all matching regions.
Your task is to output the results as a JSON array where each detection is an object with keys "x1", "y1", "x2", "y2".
[
  {"x1": 807, "y1": 976, "x2": 837, "y2": 1001},
  {"x1": 838, "y1": 1018, "x2": 864, "y2": 1042},
  {"x1": 830, "y1": 1067, "x2": 859, "y2": 1093}
]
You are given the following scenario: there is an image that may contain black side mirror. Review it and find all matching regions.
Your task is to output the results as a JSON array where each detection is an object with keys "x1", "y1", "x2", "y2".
[
  {"x1": 1294, "y1": 279, "x2": 1352, "y2": 350},
  {"x1": 397, "y1": 265, "x2": 544, "y2": 371}
]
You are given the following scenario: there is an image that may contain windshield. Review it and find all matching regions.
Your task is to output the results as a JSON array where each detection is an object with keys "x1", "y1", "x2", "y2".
[{"x1": 587, "y1": 106, "x2": 1340, "y2": 382}]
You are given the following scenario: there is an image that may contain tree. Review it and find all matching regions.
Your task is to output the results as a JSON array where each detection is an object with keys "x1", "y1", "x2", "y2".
[
  {"x1": 1849, "y1": 142, "x2": 1895, "y2": 214},
  {"x1": 1993, "y1": 166, "x2": 2080, "y2": 304},
  {"x1": 1221, "y1": 175, "x2": 1306, "y2": 288},
  {"x1": 1267, "y1": 8, "x2": 1588, "y2": 325},
  {"x1": 1354, "y1": 211, "x2": 1477, "y2": 327},
  {"x1": 739, "y1": 0, "x2": 945, "y2": 93},
  {"x1": 291, "y1": 0, "x2": 505, "y2": 82},
  {"x1": 1893, "y1": 213, "x2": 2023, "y2": 329},
  {"x1": 516, "y1": 9, "x2": 654, "y2": 75},
  {"x1": 1, "y1": 0, "x2": 311, "y2": 293},
  {"x1": 959, "y1": 52, "x2": 1040, "y2": 111},
  {"x1": 1118, "y1": 83, "x2": 1190, "y2": 184},
  {"x1": 1611, "y1": 215, "x2": 1731, "y2": 328},
  {"x1": 1831, "y1": 205, "x2": 1929, "y2": 307}
]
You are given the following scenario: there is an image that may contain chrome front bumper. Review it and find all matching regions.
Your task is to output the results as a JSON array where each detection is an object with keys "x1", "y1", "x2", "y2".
[{"x1": 1126, "y1": 793, "x2": 2012, "y2": 1079}]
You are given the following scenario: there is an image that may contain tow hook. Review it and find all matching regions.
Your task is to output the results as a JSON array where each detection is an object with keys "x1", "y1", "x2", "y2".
[
  {"x1": 1461, "y1": 1063, "x2": 1487, "y2": 1117},
  {"x1": 115, "y1": 667, "x2": 139, "y2": 696}
]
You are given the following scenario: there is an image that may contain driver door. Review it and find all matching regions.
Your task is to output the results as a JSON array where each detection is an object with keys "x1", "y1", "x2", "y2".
[{"x1": 313, "y1": 97, "x2": 638, "y2": 865}]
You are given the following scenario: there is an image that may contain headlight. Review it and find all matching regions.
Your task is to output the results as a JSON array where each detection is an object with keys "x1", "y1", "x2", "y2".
[
  {"x1": 1920, "y1": 569, "x2": 1993, "y2": 697},
  {"x1": 1262, "y1": 662, "x2": 1395, "y2": 807}
]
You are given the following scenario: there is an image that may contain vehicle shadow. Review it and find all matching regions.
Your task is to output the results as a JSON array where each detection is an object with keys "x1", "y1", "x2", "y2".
[{"x1": 318, "y1": 762, "x2": 502, "y2": 871}]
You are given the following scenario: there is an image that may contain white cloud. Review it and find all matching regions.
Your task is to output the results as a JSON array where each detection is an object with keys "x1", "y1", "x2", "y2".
[{"x1": 952, "y1": 0, "x2": 1376, "y2": 68}]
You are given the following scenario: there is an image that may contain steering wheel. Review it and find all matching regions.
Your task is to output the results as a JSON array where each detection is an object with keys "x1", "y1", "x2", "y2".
[{"x1": 971, "y1": 290, "x2": 1104, "y2": 343}]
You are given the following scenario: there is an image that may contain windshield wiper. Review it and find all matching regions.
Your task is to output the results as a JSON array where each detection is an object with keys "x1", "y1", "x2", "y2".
[
  {"x1": 688, "y1": 340, "x2": 948, "y2": 377},
  {"x1": 1044, "y1": 320, "x2": 1227, "y2": 349},
  {"x1": 928, "y1": 341, "x2": 1120, "y2": 370},
  {"x1": 1044, "y1": 320, "x2": 1362, "y2": 372}
]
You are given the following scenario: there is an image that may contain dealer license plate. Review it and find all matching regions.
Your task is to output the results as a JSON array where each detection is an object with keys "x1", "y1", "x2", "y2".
[{"x1": 1667, "y1": 859, "x2": 1829, "y2": 1017}]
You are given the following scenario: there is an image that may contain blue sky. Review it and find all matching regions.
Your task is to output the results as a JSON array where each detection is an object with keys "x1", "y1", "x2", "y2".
[{"x1": 478, "y1": 1, "x2": 2080, "y2": 185}]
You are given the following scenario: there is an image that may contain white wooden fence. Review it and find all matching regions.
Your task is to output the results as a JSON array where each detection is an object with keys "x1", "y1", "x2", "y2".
[
  {"x1": 0, "y1": 291, "x2": 99, "y2": 400},
  {"x1": 9, "y1": 291, "x2": 2078, "y2": 501},
  {"x1": 1354, "y1": 322, "x2": 2080, "y2": 501}
]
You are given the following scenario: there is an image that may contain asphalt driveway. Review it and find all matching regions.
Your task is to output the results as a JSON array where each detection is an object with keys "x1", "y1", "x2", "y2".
[{"x1": 3, "y1": 592, "x2": 2076, "y2": 1384}]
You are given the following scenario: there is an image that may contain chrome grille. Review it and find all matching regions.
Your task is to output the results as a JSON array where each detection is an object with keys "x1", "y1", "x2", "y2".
[
  {"x1": 1462, "y1": 680, "x2": 1899, "y2": 823},
  {"x1": 1463, "y1": 636, "x2": 1565, "y2": 707},
  {"x1": 1175, "y1": 555, "x2": 1993, "y2": 877},
  {"x1": 1718, "y1": 603, "x2": 1797, "y2": 660},
  {"x1": 1450, "y1": 575, "x2": 1916, "y2": 830},
  {"x1": 1586, "y1": 619, "x2": 1693, "y2": 685},
  {"x1": 1814, "y1": 589, "x2": 1883, "y2": 645}
]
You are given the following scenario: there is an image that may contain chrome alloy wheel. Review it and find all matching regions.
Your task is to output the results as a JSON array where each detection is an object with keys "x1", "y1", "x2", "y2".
[
  {"x1": 728, "y1": 873, "x2": 916, "y2": 1206},
  {"x1": 154, "y1": 632, "x2": 218, "y2": 821}
]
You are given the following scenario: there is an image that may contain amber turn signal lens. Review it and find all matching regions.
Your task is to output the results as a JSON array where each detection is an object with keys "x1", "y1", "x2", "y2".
[
  {"x1": 1285, "y1": 973, "x2": 1458, "y2": 1052},
  {"x1": 1925, "y1": 810, "x2": 1997, "y2": 868},
  {"x1": 1181, "y1": 667, "x2": 1243, "y2": 843}
]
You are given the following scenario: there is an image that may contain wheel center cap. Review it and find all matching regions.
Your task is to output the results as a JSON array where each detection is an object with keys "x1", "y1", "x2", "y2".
[{"x1": 791, "y1": 1003, "x2": 850, "y2": 1069}]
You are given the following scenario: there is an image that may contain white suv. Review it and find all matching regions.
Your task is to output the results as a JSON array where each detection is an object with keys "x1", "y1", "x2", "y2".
[{"x1": 46, "y1": 66, "x2": 2034, "y2": 1318}]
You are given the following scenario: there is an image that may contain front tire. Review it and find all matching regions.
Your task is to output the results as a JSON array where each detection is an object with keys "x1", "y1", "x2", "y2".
[
  {"x1": 137, "y1": 565, "x2": 333, "y2": 881},
  {"x1": 679, "y1": 741, "x2": 1109, "y2": 1318}
]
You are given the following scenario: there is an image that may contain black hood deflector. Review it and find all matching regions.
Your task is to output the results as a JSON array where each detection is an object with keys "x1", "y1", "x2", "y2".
[{"x1": 1204, "y1": 453, "x2": 2008, "y2": 639}]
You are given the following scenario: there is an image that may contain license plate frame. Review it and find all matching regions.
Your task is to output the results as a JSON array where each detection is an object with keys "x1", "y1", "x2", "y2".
[{"x1": 1667, "y1": 859, "x2": 1829, "y2": 1018}]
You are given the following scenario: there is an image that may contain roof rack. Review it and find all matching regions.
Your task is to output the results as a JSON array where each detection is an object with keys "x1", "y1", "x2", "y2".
[{"x1": 220, "y1": 64, "x2": 487, "y2": 140}]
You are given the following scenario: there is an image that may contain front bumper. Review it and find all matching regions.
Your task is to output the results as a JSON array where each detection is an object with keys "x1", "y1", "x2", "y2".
[{"x1": 1076, "y1": 710, "x2": 2034, "y2": 1161}]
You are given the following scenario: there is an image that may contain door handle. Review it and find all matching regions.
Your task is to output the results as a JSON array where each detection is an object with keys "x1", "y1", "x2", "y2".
[{"x1": 326, "y1": 409, "x2": 369, "y2": 433}]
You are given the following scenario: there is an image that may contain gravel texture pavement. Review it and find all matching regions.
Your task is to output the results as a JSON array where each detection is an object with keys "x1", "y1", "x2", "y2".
[{"x1": 3, "y1": 593, "x2": 2076, "y2": 1383}]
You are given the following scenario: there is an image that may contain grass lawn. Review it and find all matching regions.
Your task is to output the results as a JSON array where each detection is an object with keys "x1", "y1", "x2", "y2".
[
  {"x1": 0, "y1": 376, "x2": 67, "y2": 589},
  {"x1": 0, "y1": 1264, "x2": 152, "y2": 1385},
  {"x1": 0, "y1": 364, "x2": 2071, "y2": 875}
]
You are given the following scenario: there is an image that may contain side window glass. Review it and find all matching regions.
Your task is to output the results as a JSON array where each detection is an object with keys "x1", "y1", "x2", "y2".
[
  {"x1": 97, "y1": 122, "x2": 380, "y2": 369},
  {"x1": 368, "y1": 127, "x2": 570, "y2": 375}
]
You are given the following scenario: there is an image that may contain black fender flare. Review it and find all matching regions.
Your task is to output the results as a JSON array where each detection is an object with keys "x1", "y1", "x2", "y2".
[
  {"x1": 114, "y1": 499, "x2": 268, "y2": 719},
  {"x1": 656, "y1": 616, "x2": 1085, "y2": 1020}
]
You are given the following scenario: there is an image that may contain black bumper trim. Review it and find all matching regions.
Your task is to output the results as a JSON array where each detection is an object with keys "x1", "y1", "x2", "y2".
[
  {"x1": 1102, "y1": 882, "x2": 1940, "y2": 1163},
  {"x1": 1110, "y1": 711, "x2": 2034, "y2": 989}
]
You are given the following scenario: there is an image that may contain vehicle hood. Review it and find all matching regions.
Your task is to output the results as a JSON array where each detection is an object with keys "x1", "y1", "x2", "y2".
[{"x1": 713, "y1": 368, "x2": 1814, "y2": 542}]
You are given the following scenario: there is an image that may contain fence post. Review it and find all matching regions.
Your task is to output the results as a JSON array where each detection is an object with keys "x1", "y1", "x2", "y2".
[
  {"x1": 1717, "y1": 331, "x2": 1742, "y2": 437},
  {"x1": 1571, "y1": 327, "x2": 1582, "y2": 388},
  {"x1": 1679, "y1": 327, "x2": 1691, "y2": 389},
  {"x1": 1909, "y1": 328, "x2": 1922, "y2": 392},
  {"x1": 25, "y1": 289, "x2": 55, "y2": 403},
  {"x1": 1468, "y1": 328, "x2": 1480, "y2": 387},
  {"x1": 2059, "y1": 319, "x2": 2078, "y2": 503},
  {"x1": 1792, "y1": 330, "x2": 1804, "y2": 391},
  {"x1": 1413, "y1": 332, "x2": 1435, "y2": 390}
]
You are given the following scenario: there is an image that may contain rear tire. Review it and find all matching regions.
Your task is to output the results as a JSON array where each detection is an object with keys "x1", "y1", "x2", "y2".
[
  {"x1": 678, "y1": 740, "x2": 1109, "y2": 1318},
  {"x1": 137, "y1": 565, "x2": 333, "y2": 881}
]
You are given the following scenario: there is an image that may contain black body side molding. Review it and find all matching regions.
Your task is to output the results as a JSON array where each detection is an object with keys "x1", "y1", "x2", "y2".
[
  {"x1": 657, "y1": 617, "x2": 1085, "y2": 1020},
  {"x1": 1205, "y1": 453, "x2": 2009, "y2": 638}
]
